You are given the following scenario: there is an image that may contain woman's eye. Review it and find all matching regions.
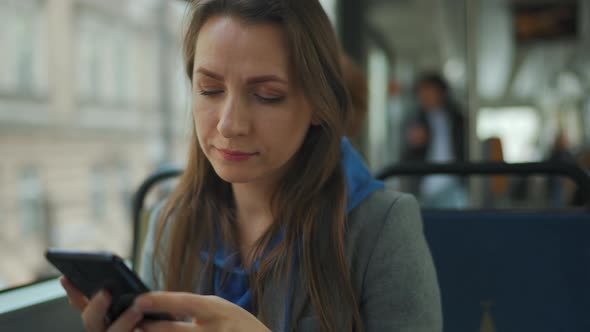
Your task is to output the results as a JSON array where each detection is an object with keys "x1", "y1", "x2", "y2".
[
  {"x1": 255, "y1": 94, "x2": 285, "y2": 104},
  {"x1": 199, "y1": 90, "x2": 223, "y2": 96}
]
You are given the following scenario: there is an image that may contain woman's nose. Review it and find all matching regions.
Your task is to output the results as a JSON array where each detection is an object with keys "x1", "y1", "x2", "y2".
[{"x1": 216, "y1": 95, "x2": 251, "y2": 138}]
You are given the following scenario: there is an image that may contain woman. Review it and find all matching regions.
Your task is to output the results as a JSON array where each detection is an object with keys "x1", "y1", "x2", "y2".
[{"x1": 60, "y1": 1, "x2": 441, "y2": 331}]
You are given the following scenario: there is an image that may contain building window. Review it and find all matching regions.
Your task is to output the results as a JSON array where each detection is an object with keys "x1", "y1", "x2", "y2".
[
  {"x1": 77, "y1": 8, "x2": 132, "y2": 106},
  {"x1": 0, "y1": 1, "x2": 46, "y2": 97},
  {"x1": 114, "y1": 28, "x2": 130, "y2": 105},
  {"x1": 18, "y1": 167, "x2": 44, "y2": 236},
  {"x1": 91, "y1": 165, "x2": 107, "y2": 222},
  {"x1": 77, "y1": 9, "x2": 101, "y2": 103}
]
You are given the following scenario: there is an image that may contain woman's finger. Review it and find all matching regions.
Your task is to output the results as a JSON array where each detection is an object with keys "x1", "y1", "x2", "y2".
[
  {"x1": 106, "y1": 305, "x2": 143, "y2": 332},
  {"x1": 59, "y1": 276, "x2": 89, "y2": 311},
  {"x1": 139, "y1": 320, "x2": 200, "y2": 332},
  {"x1": 134, "y1": 292, "x2": 221, "y2": 321},
  {"x1": 81, "y1": 290, "x2": 111, "y2": 332}
]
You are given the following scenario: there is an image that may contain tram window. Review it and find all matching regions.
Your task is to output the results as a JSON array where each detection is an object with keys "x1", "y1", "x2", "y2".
[
  {"x1": 0, "y1": 0, "x2": 192, "y2": 292},
  {"x1": 477, "y1": 107, "x2": 541, "y2": 163},
  {"x1": 319, "y1": 0, "x2": 338, "y2": 28},
  {"x1": 367, "y1": 46, "x2": 391, "y2": 171}
]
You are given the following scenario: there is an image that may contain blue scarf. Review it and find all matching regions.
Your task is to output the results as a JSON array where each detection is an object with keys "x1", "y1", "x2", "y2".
[{"x1": 206, "y1": 137, "x2": 384, "y2": 325}]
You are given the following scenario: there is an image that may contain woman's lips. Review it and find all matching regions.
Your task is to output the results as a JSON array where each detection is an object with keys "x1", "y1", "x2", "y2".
[{"x1": 217, "y1": 148, "x2": 259, "y2": 161}]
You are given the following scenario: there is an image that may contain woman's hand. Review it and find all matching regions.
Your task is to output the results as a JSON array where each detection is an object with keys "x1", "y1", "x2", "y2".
[
  {"x1": 135, "y1": 292, "x2": 271, "y2": 332},
  {"x1": 60, "y1": 276, "x2": 143, "y2": 332}
]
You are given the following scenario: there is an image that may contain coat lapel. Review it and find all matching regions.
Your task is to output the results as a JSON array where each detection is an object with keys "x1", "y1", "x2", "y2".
[
  {"x1": 259, "y1": 259, "x2": 310, "y2": 332},
  {"x1": 259, "y1": 275, "x2": 288, "y2": 331},
  {"x1": 286, "y1": 260, "x2": 310, "y2": 332}
]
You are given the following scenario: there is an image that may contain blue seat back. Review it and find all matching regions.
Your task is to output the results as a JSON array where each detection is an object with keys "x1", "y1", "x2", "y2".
[{"x1": 422, "y1": 210, "x2": 590, "y2": 332}]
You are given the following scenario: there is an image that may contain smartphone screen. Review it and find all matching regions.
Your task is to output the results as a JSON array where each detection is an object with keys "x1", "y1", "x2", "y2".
[{"x1": 45, "y1": 249, "x2": 173, "y2": 322}]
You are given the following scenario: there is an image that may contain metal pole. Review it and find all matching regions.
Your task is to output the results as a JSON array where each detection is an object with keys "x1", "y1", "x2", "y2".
[
  {"x1": 337, "y1": 0, "x2": 366, "y2": 66},
  {"x1": 466, "y1": 0, "x2": 482, "y2": 207}
]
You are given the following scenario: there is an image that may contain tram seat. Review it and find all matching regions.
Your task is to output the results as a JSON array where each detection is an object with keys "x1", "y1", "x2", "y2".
[
  {"x1": 375, "y1": 162, "x2": 590, "y2": 331},
  {"x1": 421, "y1": 209, "x2": 590, "y2": 331}
]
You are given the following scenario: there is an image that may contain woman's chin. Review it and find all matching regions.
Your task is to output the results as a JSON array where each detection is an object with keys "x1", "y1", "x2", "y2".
[{"x1": 213, "y1": 169, "x2": 260, "y2": 184}]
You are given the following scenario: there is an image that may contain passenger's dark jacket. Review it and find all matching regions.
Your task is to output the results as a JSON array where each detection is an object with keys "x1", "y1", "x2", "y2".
[
  {"x1": 402, "y1": 106, "x2": 466, "y2": 163},
  {"x1": 400, "y1": 106, "x2": 466, "y2": 197}
]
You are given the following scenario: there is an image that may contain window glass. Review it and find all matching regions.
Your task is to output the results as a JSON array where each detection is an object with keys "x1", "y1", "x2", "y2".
[
  {"x1": 366, "y1": 46, "x2": 391, "y2": 171},
  {"x1": 18, "y1": 167, "x2": 44, "y2": 236},
  {"x1": 376, "y1": 0, "x2": 589, "y2": 210},
  {"x1": 319, "y1": 0, "x2": 338, "y2": 28},
  {"x1": 0, "y1": 0, "x2": 191, "y2": 290},
  {"x1": 477, "y1": 107, "x2": 541, "y2": 163}
]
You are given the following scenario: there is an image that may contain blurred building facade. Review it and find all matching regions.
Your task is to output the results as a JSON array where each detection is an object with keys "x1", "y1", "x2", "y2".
[{"x1": 0, "y1": 0, "x2": 190, "y2": 287}]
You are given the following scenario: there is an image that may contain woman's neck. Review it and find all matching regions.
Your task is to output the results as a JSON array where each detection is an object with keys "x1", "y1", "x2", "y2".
[{"x1": 231, "y1": 181, "x2": 275, "y2": 262}]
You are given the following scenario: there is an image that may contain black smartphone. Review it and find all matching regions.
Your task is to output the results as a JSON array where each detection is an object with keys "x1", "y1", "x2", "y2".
[{"x1": 45, "y1": 249, "x2": 173, "y2": 322}]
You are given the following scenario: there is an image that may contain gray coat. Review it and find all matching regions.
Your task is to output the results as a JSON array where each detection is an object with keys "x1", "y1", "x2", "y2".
[{"x1": 139, "y1": 189, "x2": 442, "y2": 331}]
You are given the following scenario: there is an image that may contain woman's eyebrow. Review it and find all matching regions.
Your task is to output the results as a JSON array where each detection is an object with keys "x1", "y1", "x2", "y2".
[
  {"x1": 196, "y1": 67, "x2": 224, "y2": 81},
  {"x1": 195, "y1": 66, "x2": 288, "y2": 85},
  {"x1": 246, "y1": 75, "x2": 288, "y2": 85}
]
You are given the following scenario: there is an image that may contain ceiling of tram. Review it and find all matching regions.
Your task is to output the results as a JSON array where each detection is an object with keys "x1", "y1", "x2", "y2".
[{"x1": 365, "y1": 0, "x2": 589, "y2": 106}]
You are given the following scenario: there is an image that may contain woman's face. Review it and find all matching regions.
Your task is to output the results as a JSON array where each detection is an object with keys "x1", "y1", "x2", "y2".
[{"x1": 192, "y1": 16, "x2": 315, "y2": 186}]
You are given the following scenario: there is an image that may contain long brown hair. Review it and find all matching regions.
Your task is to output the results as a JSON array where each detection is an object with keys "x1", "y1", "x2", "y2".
[{"x1": 152, "y1": 1, "x2": 363, "y2": 331}]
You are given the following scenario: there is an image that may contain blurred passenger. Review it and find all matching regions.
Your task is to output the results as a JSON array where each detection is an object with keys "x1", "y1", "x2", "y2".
[
  {"x1": 548, "y1": 131, "x2": 576, "y2": 164},
  {"x1": 547, "y1": 131, "x2": 577, "y2": 207},
  {"x1": 572, "y1": 148, "x2": 590, "y2": 205},
  {"x1": 402, "y1": 72, "x2": 466, "y2": 208},
  {"x1": 482, "y1": 137, "x2": 508, "y2": 207}
]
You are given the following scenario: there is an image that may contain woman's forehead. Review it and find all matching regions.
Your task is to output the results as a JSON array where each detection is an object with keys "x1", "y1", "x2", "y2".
[{"x1": 194, "y1": 16, "x2": 291, "y2": 79}]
